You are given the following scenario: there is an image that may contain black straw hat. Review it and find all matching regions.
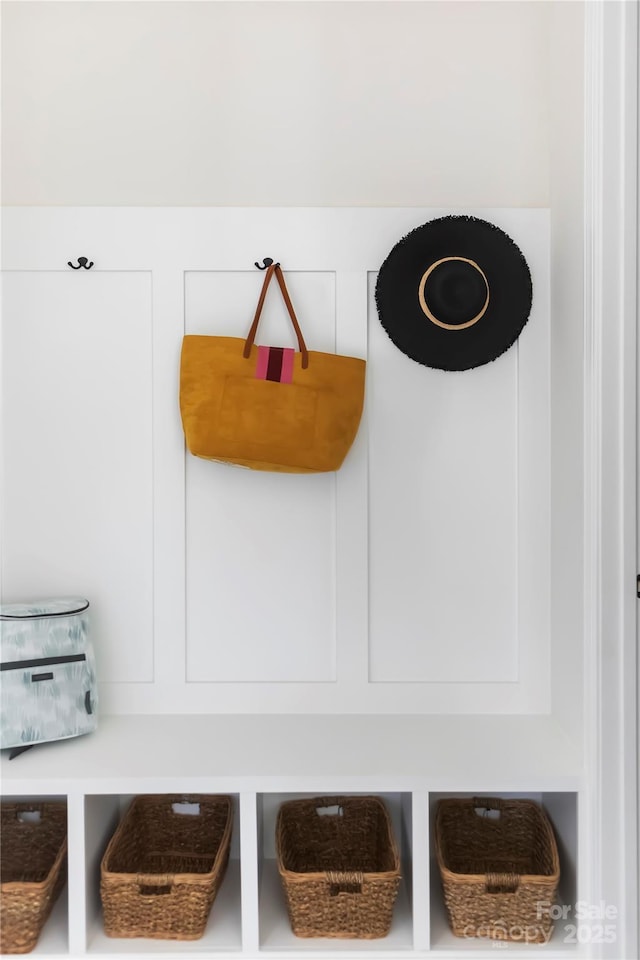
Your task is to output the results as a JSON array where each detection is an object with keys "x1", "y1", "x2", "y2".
[{"x1": 375, "y1": 216, "x2": 533, "y2": 371}]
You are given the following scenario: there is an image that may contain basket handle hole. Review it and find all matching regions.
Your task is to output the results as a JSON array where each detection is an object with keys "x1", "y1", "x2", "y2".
[
  {"x1": 17, "y1": 809, "x2": 41, "y2": 823},
  {"x1": 172, "y1": 801, "x2": 200, "y2": 816},
  {"x1": 316, "y1": 804, "x2": 343, "y2": 817},
  {"x1": 139, "y1": 884, "x2": 172, "y2": 896},
  {"x1": 326, "y1": 870, "x2": 363, "y2": 894},
  {"x1": 474, "y1": 806, "x2": 501, "y2": 821},
  {"x1": 485, "y1": 872, "x2": 519, "y2": 894},
  {"x1": 329, "y1": 882, "x2": 362, "y2": 896}
]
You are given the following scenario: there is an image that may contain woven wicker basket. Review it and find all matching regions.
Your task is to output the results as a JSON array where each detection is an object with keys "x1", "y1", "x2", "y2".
[
  {"x1": 0, "y1": 802, "x2": 68, "y2": 955},
  {"x1": 276, "y1": 796, "x2": 401, "y2": 939},
  {"x1": 100, "y1": 794, "x2": 233, "y2": 940},
  {"x1": 435, "y1": 797, "x2": 560, "y2": 944}
]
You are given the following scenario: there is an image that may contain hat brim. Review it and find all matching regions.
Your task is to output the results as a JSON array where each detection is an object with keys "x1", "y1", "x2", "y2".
[{"x1": 374, "y1": 216, "x2": 533, "y2": 372}]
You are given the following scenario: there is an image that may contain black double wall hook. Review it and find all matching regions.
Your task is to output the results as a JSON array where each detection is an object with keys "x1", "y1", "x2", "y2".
[
  {"x1": 255, "y1": 258, "x2": 274, "y2": 270},
  {"x1": 68, "y1": 257, "x2": 94, "y2": 270}
]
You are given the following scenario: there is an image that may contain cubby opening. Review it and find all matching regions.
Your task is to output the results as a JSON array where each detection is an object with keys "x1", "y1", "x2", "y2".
[
  {"x1": 257, "y1": 792, "x2": 414, "y2": 952},
  {"x1": 83, "y1": 794, "x2": 242, "y2": 954},
  {"x1": 428, "y1": 792, "x2": 580, "y2": 955},
  {"x1": 0, "y1": 795, "x2": 69, "y2": 957}
]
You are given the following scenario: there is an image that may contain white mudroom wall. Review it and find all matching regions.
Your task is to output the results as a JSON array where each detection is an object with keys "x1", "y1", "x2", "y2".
[
  {"x1": 1, "y1": 0, "x2": 551, "y2": 207},
  {"x1": 1, "y1": 204, "x2": 554, "y2": 717},
  {"x1": 1, "y1": 2, "x2": 585, "y2": 730},
  {"x1": 3, "y1": 4, "x2": 637, "y2": 958}
]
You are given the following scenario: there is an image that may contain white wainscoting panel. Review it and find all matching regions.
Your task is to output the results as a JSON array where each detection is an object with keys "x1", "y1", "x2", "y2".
[
  {"x1": 184, "y1": 271, "x2": 337, "y2": 682},
  {"x1": 368, "y1": 279, "x2": 518, "y2": 682},
  {"x1": 1, "y1": 207, "x2": 550, "y2": 712},
  {"x1": 1, "y1": 271, "x2": 154, "y2": 682}
]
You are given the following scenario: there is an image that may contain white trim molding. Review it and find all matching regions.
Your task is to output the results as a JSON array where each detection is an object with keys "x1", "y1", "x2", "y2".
[{"x1": 584, "y1": 2, "x2": 638, "y2": 956}]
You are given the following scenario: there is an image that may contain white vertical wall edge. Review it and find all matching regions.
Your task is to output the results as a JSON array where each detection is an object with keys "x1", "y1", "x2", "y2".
[
  {"x1": 583, "y1": 2, "x2": 638, "y2": 957},
  {"x1": 66, "y1": 792, "x2": 87, "y2": 957},
  {"x1": 410, "y1": 792, "x2": 430, "y2": 952},
  {"x1": 239, "y1": 792, "x2": 260, "y2": 955}
]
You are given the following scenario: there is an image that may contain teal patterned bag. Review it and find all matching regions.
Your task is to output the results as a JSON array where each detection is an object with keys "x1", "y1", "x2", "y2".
[{"x1": 1, "y1": 598, "x2": 98, "y2": 756}]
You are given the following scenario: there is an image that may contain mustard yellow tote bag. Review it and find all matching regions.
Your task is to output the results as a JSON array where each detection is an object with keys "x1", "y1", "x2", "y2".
[{"x1": 180, "y1": 263, "x2": 366, "y2": 473}]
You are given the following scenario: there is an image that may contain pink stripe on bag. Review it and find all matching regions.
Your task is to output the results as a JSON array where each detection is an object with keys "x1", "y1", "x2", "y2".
[
  {"x1": 280, "y1": 348, "x2": 295, "y2": 384},
  {"x1": 256, "y1": 345, "x2": 270, "y2": 379}
]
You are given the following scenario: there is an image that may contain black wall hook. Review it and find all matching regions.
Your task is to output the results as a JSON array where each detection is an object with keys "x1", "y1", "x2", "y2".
[
  {"x1": 255, "y1": 258, "x2": 274, "y2": 270},
  {"x1": 68, "y1": 257, "x2": 94, "y2": 270}
]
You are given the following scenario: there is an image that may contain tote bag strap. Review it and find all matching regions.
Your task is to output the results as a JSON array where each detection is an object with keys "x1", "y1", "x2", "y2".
[{"x1": 243, "y1": 263, "x2": 309, "y2": 369}]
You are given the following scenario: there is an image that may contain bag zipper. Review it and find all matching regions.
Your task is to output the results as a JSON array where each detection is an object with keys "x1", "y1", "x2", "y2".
[{"x1": 0, "y1": 653, "x2": 87, "y2": 672}]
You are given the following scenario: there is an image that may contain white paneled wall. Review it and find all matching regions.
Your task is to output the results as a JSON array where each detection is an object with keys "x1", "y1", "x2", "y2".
[
  {"x1": 1, "y1": 207, "x2": 551, "y2": 714},
  {"x1": 185, "y1": 271, "x2": 338, "y2": 683},
  {"x1": 367, "y1": 279, "x2": 519, "y2": 683},
  {"x1": 1, "y1": 271, "x2": 154, "y2": 683}
]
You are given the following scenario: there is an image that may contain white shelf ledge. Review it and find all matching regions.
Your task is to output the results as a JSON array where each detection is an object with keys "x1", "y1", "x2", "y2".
[{"x1": 0, "y1": 714, "x2": 583, "y2": 795}]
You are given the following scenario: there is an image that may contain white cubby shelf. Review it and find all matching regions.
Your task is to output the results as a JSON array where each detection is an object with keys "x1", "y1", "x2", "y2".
[{"x1": 1, "y1": 715, "x2": 586, "y2": 960}]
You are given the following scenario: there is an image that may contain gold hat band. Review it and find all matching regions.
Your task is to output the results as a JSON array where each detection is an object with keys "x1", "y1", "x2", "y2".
[{"x1": 418, "y1": 256, "x2": 490, "y2": 331}]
